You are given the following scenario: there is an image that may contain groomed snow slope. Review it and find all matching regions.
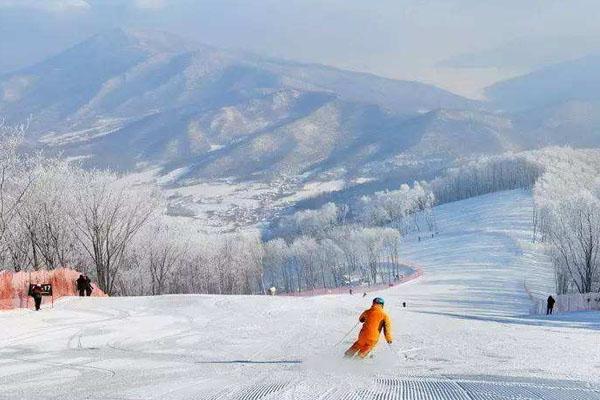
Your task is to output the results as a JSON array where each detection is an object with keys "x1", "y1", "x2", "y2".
[{"x1": 1, "y1": 190, "x2": 599, "y2": 400}]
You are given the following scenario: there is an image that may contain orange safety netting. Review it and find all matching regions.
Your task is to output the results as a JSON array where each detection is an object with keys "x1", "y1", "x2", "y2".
[{"x1": 0, "y1": 268, "x2": 106, "y2": 310}]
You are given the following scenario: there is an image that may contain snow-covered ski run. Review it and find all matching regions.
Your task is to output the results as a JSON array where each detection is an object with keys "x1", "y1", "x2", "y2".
[{"x1": 1, "y1": 190, "x2": 599, "y2": 399}]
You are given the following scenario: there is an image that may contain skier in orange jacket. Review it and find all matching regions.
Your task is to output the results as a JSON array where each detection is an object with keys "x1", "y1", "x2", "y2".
[{"x1": 345, "y1": 297, "x2": 393, "y2": 358}]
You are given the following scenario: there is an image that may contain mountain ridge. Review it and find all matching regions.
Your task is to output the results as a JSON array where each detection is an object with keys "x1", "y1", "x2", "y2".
[
  {"x1": 8, "y1": 29, "x2": 600, "y2": 184},
  {"x1": 1, "y1": 29, "x2": 498, "y2": 181}
]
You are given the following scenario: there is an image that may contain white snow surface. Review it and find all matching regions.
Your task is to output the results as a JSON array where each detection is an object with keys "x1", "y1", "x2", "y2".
[{"x1": 2, "y1": 190, "x2": 600, "y2": 399}]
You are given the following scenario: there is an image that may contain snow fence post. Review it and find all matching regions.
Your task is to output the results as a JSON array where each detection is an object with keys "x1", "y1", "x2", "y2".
[{"x1": 26, "y1": 272, "x2": 31, "y2": 309}]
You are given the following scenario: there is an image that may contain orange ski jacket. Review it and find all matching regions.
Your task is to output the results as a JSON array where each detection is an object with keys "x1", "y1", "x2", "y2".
[{"x1": 357, "y1": 303, "x2": 393, "y2": 343}]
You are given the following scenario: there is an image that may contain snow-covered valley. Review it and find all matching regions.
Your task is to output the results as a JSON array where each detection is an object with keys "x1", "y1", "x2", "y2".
[{"x1": 1, "y1": 190, "x2": 599, "y2": 399}]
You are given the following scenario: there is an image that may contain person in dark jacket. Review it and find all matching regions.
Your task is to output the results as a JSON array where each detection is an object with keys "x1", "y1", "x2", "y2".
[
  {"x1": 31, "y1": 284, "x2": 43, "y2": 311},
  {"x1": 547, "y1": 295, "x2": 556, "y2": 315},
  {"x1": 76, "y1": 275, "x2": 87, "y2": 297},
  {"x1": 84, "y1": 276, "x2": 93, "y2": 297}
]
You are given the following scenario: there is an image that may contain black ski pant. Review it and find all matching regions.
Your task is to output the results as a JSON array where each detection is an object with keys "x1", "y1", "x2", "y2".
[
  {"x1": 546, "y1": 306, "x2": 553, "y2": 315},
  {"x1": 78, "y1": 289, "x2": 85, "y2": 297},
  {"x1": 34, "y1": 296, "x2": 42, "y2": 311}
]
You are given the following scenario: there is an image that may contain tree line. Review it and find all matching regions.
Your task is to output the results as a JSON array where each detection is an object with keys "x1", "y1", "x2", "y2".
[
  {"x1": 0, "y1": 124, "x2": 433, "y2": 296},
  {"x1": 6, "y1": 116, "x2": 597, "y2": 297},
  {"x1": 431, "y1": 147, "x2": 600, "y2": 295},
  {"x1": 531, "y1": 148, "x2": 600, "y2": 294}
]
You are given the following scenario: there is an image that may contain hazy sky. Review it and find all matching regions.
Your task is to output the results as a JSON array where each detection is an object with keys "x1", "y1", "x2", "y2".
[{"x1": 2, "y1": 0, "x2": 600, "y2": 98}]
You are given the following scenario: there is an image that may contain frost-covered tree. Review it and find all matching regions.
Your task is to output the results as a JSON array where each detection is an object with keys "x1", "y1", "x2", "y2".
[
  {"x1": 237, "y1": 233, "x2": 265, "y2": 294},
  {"x1": 0, "y1": 122, "x2": 35, "y2": 251},
  {"x1": 68, "y1": 170, "x2": 158, "y2": 295},
  {"x1": 277, "y1": 202, "x2": 340, "y2": 239},
  {"x1": 329, "y1": 226, "x2": 367, "y2": 286},
  {"x1": 143, "y1": 224, "x2": 188, "y2": 295},
  {"x1": 13, "y1": 161, "x2": 82, "y2": 270},
  {"x1": 316, "y1": 238, "x2": 345, "y2": 288},
  {"x1": 381, "y1": 228, "x2": 402, "y2": 281},
  {"x1": 535, "y1": 176, "x2": 600, "y2": 293},
  {"x1": 290, "y1": 236, "x2": 320, "y2": 290},
  {"x1": 532, "y1": 148, "x2": 600, "y2": 294},
  {"x1": 431, "y1": 154, "x2": 543, "y2": 204},
  {"x1": 263, "y1": 238, "x2": 291, "y2": 292},
  {"x1": 357, "y1": 182, "x2": 435, "y2": 234}
]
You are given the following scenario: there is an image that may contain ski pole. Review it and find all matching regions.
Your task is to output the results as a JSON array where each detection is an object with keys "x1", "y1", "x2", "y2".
[{"x1": 333, "y1": 321, "x2": 359, "y2": 347}]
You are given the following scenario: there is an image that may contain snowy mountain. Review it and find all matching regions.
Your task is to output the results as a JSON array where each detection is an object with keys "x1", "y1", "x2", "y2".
[
  {"x1": 0, "y1": 28, "x2": 476, "y2": 124},
  {"x1": 510, "y1": 100, "x2": 600, "y2": 148},
  {"x1": 398, "y1": 109, "x2": 516, "y2": 157},
  {"x1": 486, "y1": 53, "x2": 600, "y2": 112},
  {"x1": 0, "y1": 29, "x2": 498, "y2": 180},
  {"x1": 484, "y1": 54, "x2": 600, "y2": 148},
  {"x1": 12, "y1": 29, "x2": 598, "y2": 184},
  {"x1": 4, "y1": 28, "x2": 600, "y2": 230}
]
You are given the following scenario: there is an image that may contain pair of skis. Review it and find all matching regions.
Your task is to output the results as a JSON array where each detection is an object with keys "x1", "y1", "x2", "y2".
[
  {"x1": 343, "y1": 343, "x2": 426, "y2": 361},
  {"x1": 386, "y1": 344, "x2": 426, "y2": 360}
]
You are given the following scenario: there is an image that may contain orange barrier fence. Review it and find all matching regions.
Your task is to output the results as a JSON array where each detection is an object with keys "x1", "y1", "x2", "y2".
[{"x1": 0, "y1": 268, "x2": 106, "y2": 310}]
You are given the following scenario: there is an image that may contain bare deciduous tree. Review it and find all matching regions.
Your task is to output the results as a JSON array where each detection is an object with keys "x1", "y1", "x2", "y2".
[{"x1": 69, "y1": 171, "x2": 157, "y2": 295}]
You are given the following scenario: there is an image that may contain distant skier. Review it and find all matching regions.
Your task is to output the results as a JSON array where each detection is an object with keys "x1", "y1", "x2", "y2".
[
  {"x1": 546, "y1": 295, "x2": 555, "y2": 315},
  {"x1": 349, "y1": 288, "x2": 353, "y2": 295},
  {"x1": 268, "y1": 287, "x2": 276, "y2": 296},
  {"x1": 344, "y1": 297, "x2": 393, "y2": 359},
  {"x1": 85, "y1": 276, "x2": 93, "y2": 297},
  {"x1": 76, "y1": 275, "x2": 87, "y2": 297},
  {"x1": 31, "y1": 284, "x2": 43, "y2": 311}
]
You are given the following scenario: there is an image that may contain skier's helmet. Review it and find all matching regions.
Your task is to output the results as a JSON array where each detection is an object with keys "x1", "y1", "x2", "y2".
[{"x1": 373, "y1": 297, "x2": 384, "y2": 305}]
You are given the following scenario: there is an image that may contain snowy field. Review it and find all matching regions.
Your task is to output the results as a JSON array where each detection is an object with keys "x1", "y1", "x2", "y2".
[
  {"x1": 2, "y1": 190, "x2": 600, "y2": 400},
  {"x1": 121, "y1": 168, "x2": 355, "y2": 234}
]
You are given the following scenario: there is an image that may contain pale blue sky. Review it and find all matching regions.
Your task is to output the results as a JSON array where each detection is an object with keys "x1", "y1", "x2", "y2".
[{"x1": 2, "y1": 0, "x2": 600, "y2": 97}]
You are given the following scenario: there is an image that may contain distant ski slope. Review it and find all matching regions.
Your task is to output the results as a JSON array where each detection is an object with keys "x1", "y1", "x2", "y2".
[
  {"x1": 1, "y1": 190, "x2": 598, "y2": 400},
  {"x1": 399, "y1": 189, "x2": 554, "y2": 317}
]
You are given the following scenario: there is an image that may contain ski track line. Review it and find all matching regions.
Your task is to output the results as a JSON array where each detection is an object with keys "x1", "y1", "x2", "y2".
[
  {"x1": 100, "y1": 304, "x2": 278, "y2": 377},
  {"x1": 1, "y1": 304, "x2": 130, "y2": 347},
  {"x1": 104, "y1": 302, "x2": 227, "y2": 362},
  {"x1": 105, "y1": 311, "x2": 197, "y2": 356},
  {"x1": 1, "y1": 354, "x2": 116, "y2": 378},
  {"x1": 241, "y1": 301, "x2": 315, "y2": 362}
]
